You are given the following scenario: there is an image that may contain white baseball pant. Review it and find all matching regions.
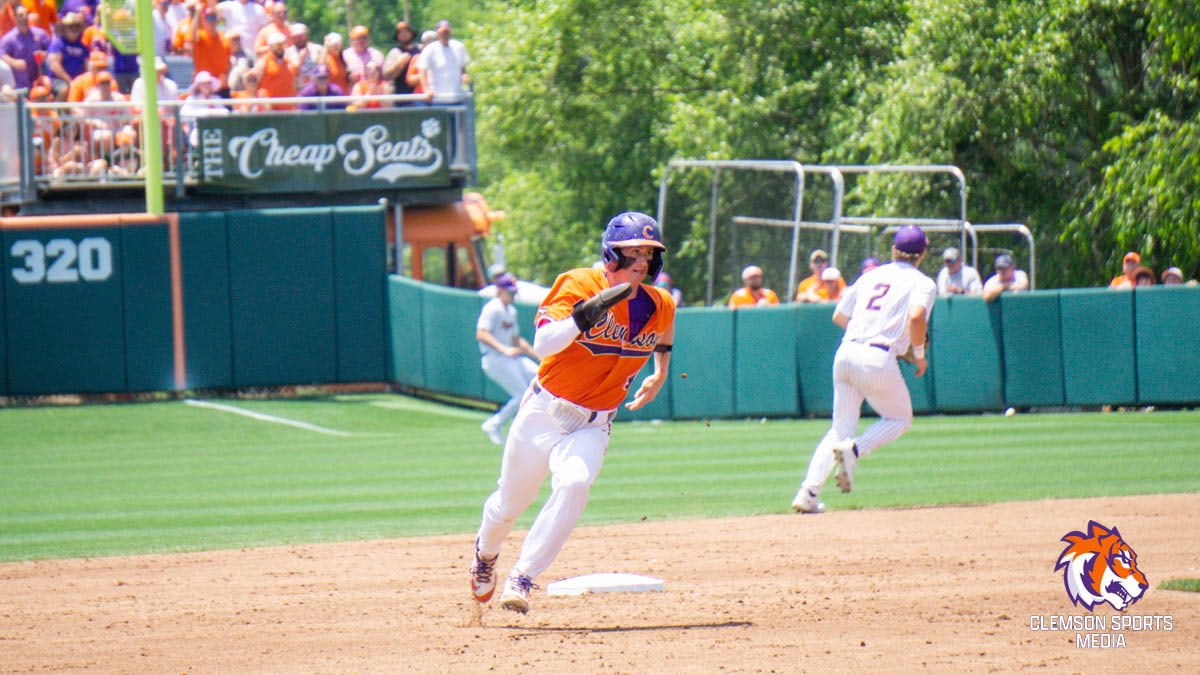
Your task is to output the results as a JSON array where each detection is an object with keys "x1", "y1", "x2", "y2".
[
  {"x1": 801, "y1": 341, "x2": 914, "y2": 495},
  {"x1": 481, "y1": 352, "x2": 539, "y2": 431},
  {"x1": 475, "y1": 382, "x2": 614, "y2": 581}
]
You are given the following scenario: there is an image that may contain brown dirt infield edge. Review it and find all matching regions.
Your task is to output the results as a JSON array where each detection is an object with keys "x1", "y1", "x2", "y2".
[{"x1": 2, "y1": 494, "x2": 1198, "y2": 672}]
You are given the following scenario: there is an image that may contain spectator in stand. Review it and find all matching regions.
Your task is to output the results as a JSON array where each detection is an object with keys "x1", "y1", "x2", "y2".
[
  {"x1": 342, "y1": 24, "x2": 381, "y2": 86},
  {"x1": 796, "y1": 249, "x2": 844, "y2": 303},
  {"x1": 217, "y1": 0, "x2": 264, "y2": 62},
  {"x1": 22, "y1": 0, "x2": 57, "y2": 33},
  {"x1": 225, "y1": 29, "x2": 249, "y2": 91},
  {"x1": 65, "y1": 47, "x2": 105, "y2": 102},
  {"x1": 982, "y1": 253, "x2": 1029, "y2": 302},
  {"x1": 1108, "y1": 251, "x2": 1141, "y2": 289},
  {"x1": 936, "y1": 246, "x2": 982, "y2": 296},
  {"x1": 728, "y1": 264, "x2": 780, "y2": 308},
  {"x1": 1131, "y1": 266, "x2": 1155, "y2": 287},
  {"x1": 347, "y1": 59, "x2": 388, "y2": 110},
  {"x1": 818, "y1": 267, "x2": 844, "y2": 303},
  {"x1": 320, "y1": 31, "x2": 348, "y2": 92},
  {"x1": 0, "y1": 0, "x2": 15, "y2": 37},
  {"x1": 76, "y1": 69, "x2": 125, "y2": 158},
  {"x1": 184, "y1": 4, "x2": 230, "y2": 93},
  {"x1": 252, "y1": 30, "x2": 294, "y2": 110},
  {"x1": 382, "y1": 20, "x2": 419, "y2": 103},
  {"x1": 860, "y1": 257, "x2": 880, "y2": 276},
  {"x1": 163, "y1": 0, "x2": 188, "y2": 50},
  {"x1": 284, "y1": 22, "x2": 319, "y2": 90},
  {"x1": 27, "y1": 77, "x2": 59, "y2": 175},
  {"x1": 253, "y1": 0, "x2": 290, "y2": 58},
  {"x1": 404, "y1": 29, "x2": 436, "y2": 100},
  {"x1": 654, "y1": 271, "x2": 683, "y2": 306},
  {"x1": 419, "y1": 19, "x2": 469, "y2": 102},
  {"x1": 129, "y1": 54, "x2": 178, "y2": 113},
  {"x1": 1160, "y1": 267, "x2": 1186, "y2": 286},
  {"x1": 46, "y1": 11, "x2": 89, "y2": 99},
  {"x1": 297, "y1": 64, "x2": 343, "y2": 110},
  {"x1": 106, "y1": 126, "x2": 140, "y2": 176},
  {"x1": 91, "y1": 31, "x2": 138, "y2": 94},
  {"x1": 229, "y1": 67, "x2": 265, "y2": 111},
  {"x1": 150, "y1": 0, "x2": 173, "y2": 56},
  {"x1": 179, "y1": 69, "x2": 228, "y2": 147},
  {"x1": 1, "y1": 5, "x2": 52, "y2": 90}
]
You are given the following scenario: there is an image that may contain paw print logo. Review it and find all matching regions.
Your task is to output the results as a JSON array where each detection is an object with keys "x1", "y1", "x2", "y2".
[{"x1": 421, "y1": 118, "x2": 442, "y2": 139}]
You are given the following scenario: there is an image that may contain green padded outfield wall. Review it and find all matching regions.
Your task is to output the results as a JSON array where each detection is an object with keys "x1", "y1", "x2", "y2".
[
  {"x1": 388, "y1": 275, "x2": 425, "y2": 387},
  {"x1": 120, "y1": 224, "x2": 176, "y2": 392},
  {"x1": 419, "y1": 282, "x2": 487, "y2": 398},
  {"x1": 1058, "y1": 288, "x2": 1136, "y2": 407},
  {"x1": 0, "y1": 254, "x2": 5, "y2": 395},
  {"x1": 1000, "y1": 291, "x2": 1065, "y2": 407},
  {"x1": 179, "y1": 211, "x2": 233, "y2": 389},
  {"x1": 794, "y1": 303, "x2": 843, "y2": 416},
  {"x1": 928, "y1": 296, "x2": 1004, "y2": 411},
  {"x1": 332, "y1": 206, "x2": 388, "y2": 382},
  {"x1": 670, "y1": 307, "x2": 735, "y2": 419},
  {"x1": 227, "y1": 208, "x2": 338, "y2": 386},
  {"x1": 1135, "y1": 286, "x2": 1200, "y2": 404},
  {"x1": 4, "y1": 225, "x2": 136, "y2": 395},
  {"x1": 734, "y1": 304, "x2": 799, "y2": 417}
]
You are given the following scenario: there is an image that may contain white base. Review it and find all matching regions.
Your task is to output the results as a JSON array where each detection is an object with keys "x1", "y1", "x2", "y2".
[{"x1": 545, "y1": 572, "x2": 664, "y2": 596}]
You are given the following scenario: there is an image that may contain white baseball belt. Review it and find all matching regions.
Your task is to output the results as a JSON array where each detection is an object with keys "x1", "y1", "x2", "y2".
[{"x1": 531, "y1": 380, "x2": 615, "y2": 433}]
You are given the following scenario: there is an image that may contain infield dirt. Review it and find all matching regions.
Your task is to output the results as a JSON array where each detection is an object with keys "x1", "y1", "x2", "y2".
[{"x1": 3, "y1": 494, "x2": 1197, "y2": 672}]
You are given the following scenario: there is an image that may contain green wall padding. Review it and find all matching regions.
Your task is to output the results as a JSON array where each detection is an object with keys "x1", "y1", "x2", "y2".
[
  {"x1": 1059, "y1": 288, "x2": 1135, "y2": 406},
  {"x1": 929, "y1": 296, "x2": 1004, "y2": 411},
  {"x1": 419, "y1": 282, "x2": 486, "y2": 398},
  {"x1": 734, "y1": 305, "x2": 799, "y2": 416},
  {"x1": 332, "y1": 205, "x2": 387, "y2": 382},
  {"x1": 179, "y1": 211, "x2": 233, "y2": 389},
  {"x1": 387, "y1": 275, "x2": 425, "y2": 387},
  {"x1": 1000, "y1": 291, "x2": 1065, "y2": 407},
  {"x1": 0, "y1": 245, "x2": 5, "y2": 395},
  {"x1": 3, "y1": 226, "x2": 126, "y2": 394},
  {"x1": 227, "y1": 208, "x2": 337, "y2": 386},
  {"x1": 121, "y1": 224, "x2": 175, "y2": 392},
  {"x1": 794, "y1": 303, "x2": 843, "y2": 416},
  {"x1": 671, "y1": 307, "x2": 734, "y2": 419},
  {"x1": 1136, "y1": 286, "x2": 1200, "y2": 404}
]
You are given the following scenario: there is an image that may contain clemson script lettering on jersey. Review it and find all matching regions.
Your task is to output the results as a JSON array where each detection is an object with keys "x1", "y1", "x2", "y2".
[{"x1": 1055, "y1": 520, "x2": 1148, "y2": 611}]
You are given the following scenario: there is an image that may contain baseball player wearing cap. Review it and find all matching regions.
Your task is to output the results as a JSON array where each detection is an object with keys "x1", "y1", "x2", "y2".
[
  {"x1": 982, "y1": 253, "x2": 1029, "y2": 302},
  {"x1": 470, "y1": 212, "x2": 676, "y2": 614},
  {"x1": 728, "y1": 265, "x2": 780, "y2": 308},
  {"x1": 792, "y1": 225, "x2": 937, "y2": 514},
  {"x1": 477, "y1": 274, "x2": 540, "y2": 446}
]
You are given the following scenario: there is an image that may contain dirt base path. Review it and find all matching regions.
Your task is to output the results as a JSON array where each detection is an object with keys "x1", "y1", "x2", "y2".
[{"x1": 3, "y1": 494, "x2": 1198, "y2": 672}]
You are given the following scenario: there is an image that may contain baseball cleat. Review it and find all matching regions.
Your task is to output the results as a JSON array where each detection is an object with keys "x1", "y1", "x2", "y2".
[
  {"x1": 791, "y1": 488, "x2": 826, "y2": 514},
  {"x1": 499, "y1": 574, "x2": 536, "y2": 614},
  {"x1": 481, "y1": 420, "x2": 504, "y2": 446},
  {"x1": 470, "y1": 542, "x2": 499, "y2": 603},
  {"x1": 833, "y1": 440, "x2": 858, "y2": 494}
]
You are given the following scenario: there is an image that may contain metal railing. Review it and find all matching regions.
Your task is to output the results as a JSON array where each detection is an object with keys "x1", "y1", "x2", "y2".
[{"x1": 1, "y1": 92, "x2": 476, "y2": 204}]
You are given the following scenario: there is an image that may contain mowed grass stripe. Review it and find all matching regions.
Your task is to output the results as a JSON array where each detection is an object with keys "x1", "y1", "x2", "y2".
[{"x1": 1, "y1": 396, "x2": 1197, "y2": 561}]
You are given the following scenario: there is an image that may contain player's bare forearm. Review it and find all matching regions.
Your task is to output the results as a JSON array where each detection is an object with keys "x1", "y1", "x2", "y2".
[{"x1": 625, "y1": 351, "x2": 670, "y2": 410}]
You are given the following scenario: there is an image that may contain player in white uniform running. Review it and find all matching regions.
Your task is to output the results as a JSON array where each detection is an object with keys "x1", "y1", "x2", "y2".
[
  {"x1": 477, "y1": 273, "x2": 540, "y2": 445},
  {"x1": 792, "y1": 225, "x2": 937, "y2": 514}
]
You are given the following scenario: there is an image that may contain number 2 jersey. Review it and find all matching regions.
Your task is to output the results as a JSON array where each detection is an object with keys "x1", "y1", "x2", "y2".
[
  {"x1": 837, "y1": 261, "x2": 936, "y2": 354},
  {"x1": 535, "y1": 267, "x2": 675, "y2": 411}
]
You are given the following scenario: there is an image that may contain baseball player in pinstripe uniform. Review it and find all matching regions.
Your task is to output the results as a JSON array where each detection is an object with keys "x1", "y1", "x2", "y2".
[
  {"x1": 792, "y1": 225, "x2": 937, "y2": 514},
  {"x1": 470, "y1": 212, "x2": 676, "y2": 614},
  {"x1": 477, "y1": 273, "x2": 540, "y2": 445}
]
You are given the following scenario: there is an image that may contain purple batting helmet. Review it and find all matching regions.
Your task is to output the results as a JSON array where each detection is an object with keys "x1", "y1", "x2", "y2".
[
  {"x1": 601, "y1": 212, "x2": 666, "y2": 278},
  {"x1": 893, "y1": 225, "x2": 928, "y2": 254}
]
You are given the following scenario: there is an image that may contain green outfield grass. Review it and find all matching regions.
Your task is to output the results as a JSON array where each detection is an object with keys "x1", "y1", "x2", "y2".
[{"x1": 1, "y1": 394, "x2": 1197, "y2": 562}]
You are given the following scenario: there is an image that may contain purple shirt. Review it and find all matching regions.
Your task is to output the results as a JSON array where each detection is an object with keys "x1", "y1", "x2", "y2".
[
  {"x1": 48, "y1": 34, "x2": 90, "y2": 82},
  {"x1": 298, "y1": 81, "x2": 346, "y2": 110},
  {"x1": 0, "y1": 26, "x2": 51, "y2": 89}
]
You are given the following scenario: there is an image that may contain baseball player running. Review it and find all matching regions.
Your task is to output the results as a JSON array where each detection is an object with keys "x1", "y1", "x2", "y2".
[
  {"x1": 469, "y1": 212, "x2": 676, "y2": 614},
  {"x1": 477, "y1": 273, "x2": 540, "y2": 445},
  {"x1": 792, "y1": 225, "x2": 936, "y2": 514}
]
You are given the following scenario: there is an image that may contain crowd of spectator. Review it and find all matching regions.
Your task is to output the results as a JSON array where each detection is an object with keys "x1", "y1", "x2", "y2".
[{"x1": 1, "y1": 1, "x2": 472, "y2": 179}]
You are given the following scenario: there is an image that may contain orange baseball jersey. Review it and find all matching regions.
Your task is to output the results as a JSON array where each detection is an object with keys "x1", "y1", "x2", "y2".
[
  {"x1": 535, "y1": 267, "x2": 675, "y2": 411},
  {"x1": 795, "y1": 274, "x2": 846, "y2": 301}
]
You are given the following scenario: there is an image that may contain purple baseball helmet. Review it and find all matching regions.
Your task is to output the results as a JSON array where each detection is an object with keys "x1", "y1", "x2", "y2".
[
  {"x1": 893, "y1": 225, "x2": 928, "y2": 254},
  {"x1": 601, "y1": 212, "x2": 666, "y2": 278}
]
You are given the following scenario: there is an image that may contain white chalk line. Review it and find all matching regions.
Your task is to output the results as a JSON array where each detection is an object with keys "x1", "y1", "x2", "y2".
[{"x1": 184, "y1": 399, "x2": 352, "y2": 436}]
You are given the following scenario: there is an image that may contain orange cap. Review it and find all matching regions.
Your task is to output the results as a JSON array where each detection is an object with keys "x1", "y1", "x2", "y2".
[{"x1": 350, "y1": 25, "x2": 369, "y2": 39}]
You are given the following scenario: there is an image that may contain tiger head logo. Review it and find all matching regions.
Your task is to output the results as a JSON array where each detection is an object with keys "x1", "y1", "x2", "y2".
[{"x1": 1054, "y1": 520, "x2": 1148, "y2": 611}]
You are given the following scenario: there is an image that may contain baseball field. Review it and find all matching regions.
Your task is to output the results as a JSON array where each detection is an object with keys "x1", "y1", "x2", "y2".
[{"x1": 2, "y1": 394, "x2": 1197, "y2": 671}]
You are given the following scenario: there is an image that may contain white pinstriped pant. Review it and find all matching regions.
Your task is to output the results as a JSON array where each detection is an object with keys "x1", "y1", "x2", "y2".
[
  {"x1": 481, "y1": 352, "x2": 539, "y2": 430},
  {"x1": 475, "y1": 382, "x2": 614, "y2": 581},
  {"x1": 802, "y1": 341, "x2": 914, "y2": 495}
]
